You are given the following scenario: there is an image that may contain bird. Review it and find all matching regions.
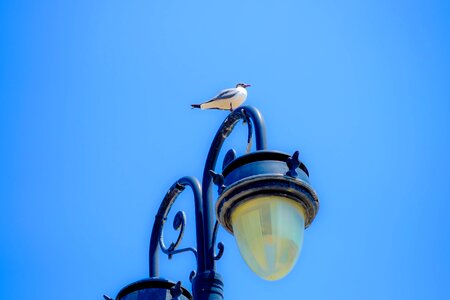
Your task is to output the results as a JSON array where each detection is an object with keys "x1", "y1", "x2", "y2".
[{"x1": 191, "y1": 83, "x2": 251, "y2": 111}]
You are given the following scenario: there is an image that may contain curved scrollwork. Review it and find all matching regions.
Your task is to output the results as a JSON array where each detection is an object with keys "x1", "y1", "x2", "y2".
[
  {"x1": 149, "y1": 176, "x2": 205, "y2": 277},
  {"x1": 159, "y1": 210, "x2": 197, "y2": 260},
  {"x1": 211, "y1": 220, "x2": 224, "y2": 261},
  {"x1": 149, "y1": 106, "x2": 268, "y2": 279}
]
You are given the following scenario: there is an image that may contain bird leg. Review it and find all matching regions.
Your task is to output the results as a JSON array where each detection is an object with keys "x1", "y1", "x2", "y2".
[{"x1": 229, "y1": 103, "x2": 233, "y2": 112}]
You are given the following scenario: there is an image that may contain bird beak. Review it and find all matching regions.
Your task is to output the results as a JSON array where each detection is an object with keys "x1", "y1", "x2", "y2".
[{"x1": 243, "y1": 84, "x2": 251, "y2": 88}]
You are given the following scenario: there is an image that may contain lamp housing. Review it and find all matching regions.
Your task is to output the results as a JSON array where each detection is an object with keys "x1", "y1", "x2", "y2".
[{"x1": 215, "y1": 150, "x2": 319, "y2": 280}]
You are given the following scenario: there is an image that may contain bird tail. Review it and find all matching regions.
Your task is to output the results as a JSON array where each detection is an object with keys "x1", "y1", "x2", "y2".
[{"x1": 191, "y1": 104, "x2": 201, "y2": 109}]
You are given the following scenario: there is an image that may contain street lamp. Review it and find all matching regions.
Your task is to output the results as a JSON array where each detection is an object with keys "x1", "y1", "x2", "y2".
[{"x1": 106, "y1": 106, "x2": 319, "y2": 300}]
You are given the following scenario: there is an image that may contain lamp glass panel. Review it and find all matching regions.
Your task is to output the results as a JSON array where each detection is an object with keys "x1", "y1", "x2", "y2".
[{"x1": 231, "y1": 196, "x2": 305, "y2": 281}]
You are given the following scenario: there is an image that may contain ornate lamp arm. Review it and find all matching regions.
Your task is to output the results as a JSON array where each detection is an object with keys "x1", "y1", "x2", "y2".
[
  {"x1": 149, "y1": 176, "x2": 205, "y2": 277},
  {"x1": 147, "y1": 106, "x2": 267, "y2": 300}
]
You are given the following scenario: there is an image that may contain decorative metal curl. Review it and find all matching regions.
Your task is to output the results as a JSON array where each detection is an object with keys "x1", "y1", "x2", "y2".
[
  {"x1": 211, "y1": 220, "x2": 225, "y2": 261},
  {"x1": 214, "y1": 242, "x2": 224, "y2": 261},
  {"x1": 150, "y1": 107, "x2": 268, "y2": 278},
  {"x1": 159, "y1": 211, "x2": 198, "y2": 260},
  {"x1": 149, "y1": 176, "x2": 205, "y2": 277}
]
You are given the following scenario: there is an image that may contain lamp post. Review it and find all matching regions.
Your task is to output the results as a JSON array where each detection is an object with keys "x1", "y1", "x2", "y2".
[{"x1": 107, "y1": 106, "x2": 319, "y2": 300}]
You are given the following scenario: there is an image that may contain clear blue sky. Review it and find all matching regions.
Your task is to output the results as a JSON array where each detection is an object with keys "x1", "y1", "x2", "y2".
[{"x1": 1, "y1": 1, "x2": 449, "y2": 299}]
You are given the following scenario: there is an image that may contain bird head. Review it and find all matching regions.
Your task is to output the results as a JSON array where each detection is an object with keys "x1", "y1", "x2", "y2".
[{"x1": 236, "y1": 83, "x2": 251, "y2": 88}]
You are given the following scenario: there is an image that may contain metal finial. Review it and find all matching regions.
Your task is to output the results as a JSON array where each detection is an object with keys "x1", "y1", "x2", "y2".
[{"x1": 286, "y1": 151, "x2": 301, "y2": 177}]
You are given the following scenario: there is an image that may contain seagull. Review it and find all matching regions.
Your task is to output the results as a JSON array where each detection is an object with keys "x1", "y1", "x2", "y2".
[{"x1": 191, "y1": 83, "x2": 251, "y2": 111}]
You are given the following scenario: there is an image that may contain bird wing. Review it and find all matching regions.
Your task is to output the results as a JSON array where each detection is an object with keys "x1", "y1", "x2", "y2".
[{"x1": 204, "y1": 88, "x2": 238, "y2": 103}]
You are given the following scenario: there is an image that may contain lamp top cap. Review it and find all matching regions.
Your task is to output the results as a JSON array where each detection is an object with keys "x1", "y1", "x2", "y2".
[{"x1": 222, "y1": 150, "x2": 309, "y2": 177}]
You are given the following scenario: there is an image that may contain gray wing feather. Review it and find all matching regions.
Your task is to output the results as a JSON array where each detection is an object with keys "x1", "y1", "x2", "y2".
[{"x1": 204, "y1": 88, "x2": 238, "y2": 103}]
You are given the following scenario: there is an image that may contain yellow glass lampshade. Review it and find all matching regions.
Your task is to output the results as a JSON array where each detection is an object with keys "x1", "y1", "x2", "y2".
[{"x1": 231, "y1": 196, "x2": 306, "y2": 281}]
